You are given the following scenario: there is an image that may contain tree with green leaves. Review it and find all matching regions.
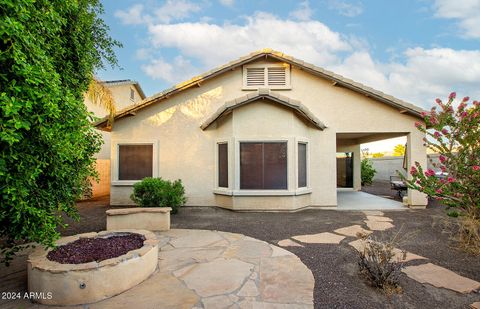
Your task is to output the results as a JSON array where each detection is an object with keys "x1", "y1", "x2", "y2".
[
  {"x1": 392, "y1": 144, "x2": 405, "y2": 157},
  {"x1": 0, "y1": 0, "x2": 121, "y2": 264}
]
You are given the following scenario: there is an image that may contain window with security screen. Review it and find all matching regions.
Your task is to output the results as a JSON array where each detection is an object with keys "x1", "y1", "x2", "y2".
[{"x1": 243, "y1": 64, "x2": 291, "y2": 89}]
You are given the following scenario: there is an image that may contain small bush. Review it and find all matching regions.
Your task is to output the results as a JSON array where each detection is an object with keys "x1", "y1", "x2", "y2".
[
  {"x1": 357, "y1": 234, "x2": 404, "y2": 294},
  {"x1": 130, "y1": 177, "x2": 186, "y2": 214},
  {"x1": 361, "y1": 158, "x2": 377, "y2": 186}
]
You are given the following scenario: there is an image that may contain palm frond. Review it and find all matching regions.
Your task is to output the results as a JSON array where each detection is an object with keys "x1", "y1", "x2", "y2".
[{"x1": 86, "y1": 78, "x2": 116, "y2": 126}]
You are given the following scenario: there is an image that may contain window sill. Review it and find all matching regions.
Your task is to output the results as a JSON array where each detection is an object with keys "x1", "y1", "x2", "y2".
[
  {"x1": 213, "y1": 188, "x2": 233, "y2": 196},
  {"x1": 295, "y1": 188, "x2": 312, "y2": 195},
  {"x1": 111, "y1": 180, "x2": 141, "y2": 186}
]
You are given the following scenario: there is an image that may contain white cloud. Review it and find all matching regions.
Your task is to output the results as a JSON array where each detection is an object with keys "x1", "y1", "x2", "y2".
[
  {"x1": 433, "y1": 0, "x2": 480, "y2": 39},
  {"x1": 289, "y1": 1, "x2": 313, "y2": 21},
  {"x1": 333, "y1": 48, "x2": 480, "y2": 108},
  {"x1": 147, "y1": 12, "x2": 352, "y2": 70},
  {"x1": 327, "y1": 0, "x2": 363, "y2": 17},
  {"x1": 115, "y1": 0, "x2": 201, "y2": 25},
  {"x1": 154, "y1": 0, "x2": 201, "y2": 24},
  {"x1": 142, "y1": 56, "x2": 198, "y2": 83},
  {"x1": 114, "y1": 4, "x2": 147, "y2": 25},
  {"x1": 219, "y1": 0, "x2": 234, "y2": 7}
]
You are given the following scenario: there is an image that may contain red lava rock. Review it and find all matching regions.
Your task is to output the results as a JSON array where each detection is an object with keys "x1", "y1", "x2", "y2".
[{"x1": 47, "y1": 233, "x2": 145, "y2": 264}]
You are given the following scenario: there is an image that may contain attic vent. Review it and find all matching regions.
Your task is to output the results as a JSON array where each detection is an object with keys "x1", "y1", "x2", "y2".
[
  {"x1": 267, "y1": 67, "x2": 286, "y2": 86},
  {"x1": 246, "y1": 67, "x2": 265, "y2": 86},
  {"x1": 243, "y1": 64, "x2": 291, "y2": 89}
]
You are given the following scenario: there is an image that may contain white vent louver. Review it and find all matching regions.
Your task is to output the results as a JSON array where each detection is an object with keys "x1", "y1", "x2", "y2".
[
  {"x1": 267, "y1": 67, "x2": 286, "y2": 86},
  {"x1": 246, "y1": 67, "x2": 265, "y2": 86}
]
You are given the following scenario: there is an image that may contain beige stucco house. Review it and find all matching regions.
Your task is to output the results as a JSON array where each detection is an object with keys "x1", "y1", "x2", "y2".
[
  {"x1": 96, "y1": 49, "x2": 427, "y2": 210},
  {"x1": 85, "y1": 80, "x2": 145, "y2": 197}
]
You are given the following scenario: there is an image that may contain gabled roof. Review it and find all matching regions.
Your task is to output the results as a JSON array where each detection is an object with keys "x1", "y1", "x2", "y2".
[
  {"x1": 95, "y1": 49, "x2": 426, "y2": 129},
  {"x1": 103, "y1": 79, "x2": 146, "y2": 100},
  {"x1": 201, "y1": 89, "x2": 326, "y2": 130}
]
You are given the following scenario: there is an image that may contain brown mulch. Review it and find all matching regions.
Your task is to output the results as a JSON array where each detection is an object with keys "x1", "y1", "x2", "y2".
[{"x1": 47, "y1": 233, "x2": 144, "y2": 264}]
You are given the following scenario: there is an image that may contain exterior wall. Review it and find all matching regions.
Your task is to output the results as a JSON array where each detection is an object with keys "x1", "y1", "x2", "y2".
[
  {"x1": 371, "y1": 154, "x2": 440, "y2": 181},
  {"x1": 108, "y1": 58, "x2": 426, "y2": 209}
]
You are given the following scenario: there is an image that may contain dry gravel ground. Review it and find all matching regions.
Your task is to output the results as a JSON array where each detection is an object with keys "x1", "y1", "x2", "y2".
[{"x1": 3, "y1": 183, "x2": 480, "y2": 309}]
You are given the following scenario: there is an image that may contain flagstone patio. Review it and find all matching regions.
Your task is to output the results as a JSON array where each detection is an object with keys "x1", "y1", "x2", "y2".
[{"x1": 1, "y1": 229, "x2": 314, "y2": 308}]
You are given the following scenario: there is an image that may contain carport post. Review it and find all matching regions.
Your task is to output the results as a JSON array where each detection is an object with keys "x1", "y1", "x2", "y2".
[{"x1": 406, "y1": 131, "x2": 428, "y2": 208}]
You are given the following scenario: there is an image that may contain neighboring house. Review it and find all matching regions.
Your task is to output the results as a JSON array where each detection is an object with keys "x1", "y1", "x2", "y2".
[
  {"x1": 85, "y1": 80, "x2": 146, "y2": 197},
  {"x1": 96, "y1": 49, "x2": 428, "y2": 210}
]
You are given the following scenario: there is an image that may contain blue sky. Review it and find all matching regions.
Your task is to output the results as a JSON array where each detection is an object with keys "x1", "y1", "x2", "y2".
[{"x1": 99, "y1": 0, "x2": 479, "y2": 111}]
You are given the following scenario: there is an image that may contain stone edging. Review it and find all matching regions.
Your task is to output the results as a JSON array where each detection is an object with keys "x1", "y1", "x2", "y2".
[{"x1": 106, "y1": 207, "x2": 172, "y2": 216}]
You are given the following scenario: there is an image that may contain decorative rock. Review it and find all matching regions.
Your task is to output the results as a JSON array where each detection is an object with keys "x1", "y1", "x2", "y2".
[
  {"x1": 278, "y1": 239, "x2": 304, "y2": 247},
  {"x1": 259, "y1": 256, "x2": 314, "y2": 305},
  {"x1": 364, "y1": 220, "x2": 394, "y2": 231},
  {"x1": 333, "y1": 225, "x2": 372, "y2": 237},
  {"x1": 403, "y1": 263, "x2": 480, "y2": 294},
  {"x1": 180, "y1": 258, "x2": 254, "y2": 297},
  {"x1": 292, "y1": 232, "x2": 345, "y2": 244},
  {"x1": 237, "y1": 280, "x2": 259, "y2": 297}
]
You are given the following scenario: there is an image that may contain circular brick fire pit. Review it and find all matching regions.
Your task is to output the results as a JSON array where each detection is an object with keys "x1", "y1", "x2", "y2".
[{"x1": 27, "y1": 230, "x2": 158, "y2": 306}]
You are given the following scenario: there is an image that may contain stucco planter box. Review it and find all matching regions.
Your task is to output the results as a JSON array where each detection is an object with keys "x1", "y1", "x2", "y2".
[
  {"x1": 27, "y1": 230, "x2": 158, "y2": 306},
  {"x1": 106, "y1": 207, "x2": 171, "y2": 231}
]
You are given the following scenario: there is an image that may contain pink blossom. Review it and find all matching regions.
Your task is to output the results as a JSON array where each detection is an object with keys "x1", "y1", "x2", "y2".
[
  {"x1": 473, "y1": 100, "x2": 479, "y2": 106},
  {"x1": 473, "y1": 166, "x2": 480, "y2": 171},
  {"x1": 421, "y1": 111, "x2": 428, "y2": 117},
  {"x1": 436, "y1": 188, "x2": 443, "y2": 194},
  {"x1": 434, "y1": 131, "x2": 441, "y2": 138},
  {"x1": 461, "y1": 112, "x2": 468, "y2": 118},
  {"x1": 441, "y1": 166, "x2": 447, "y2": 172},
  {"x1": 449, "y1": 92, "x2": 456, "y2": 100},
  {"x1": 435, "y1": 98, "x2": 442, "y2": 104},
  {"x1": 410, "y1": 166, "x2": 418, "y2": 175},
  {"x1": 441, "y1": 128, "x2": 448, "y2": 135},
  {"x1": 415, "y1": 122, "x2": 422, "y2": 128},
  {"x1": 425, "y1": 169, "x2": 436, "y2": 177},
  {"x1": 447, "y1": 177, "x2": 455, "y2": 183},
  {"x1": 430, "y1": 116, "x2": 439, "y2": 124},
  {"x1": 439, "y1": 155, "x2": 446, "y2": 163},
  {"x1": 462, "y1": 96, "x2": 469, "y2": 102}
]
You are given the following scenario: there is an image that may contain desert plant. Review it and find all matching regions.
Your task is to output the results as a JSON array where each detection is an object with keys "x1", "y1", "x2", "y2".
[
  {"x1": 402, "y1": 93, "x2": 480, "y2": 253},
  {"x1": 361, "y1": 158, "x2": 377, "y2": 186},
  {"x1": 358, "y1": 234, "x2": 405, "y2": 294},
  {"x1": 131, "y1": 177, "x2": 186, "y2": 214}
]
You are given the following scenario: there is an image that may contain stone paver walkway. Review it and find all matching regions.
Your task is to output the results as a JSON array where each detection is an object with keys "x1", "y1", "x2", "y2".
[
  {"x1": 403, "y1": 263, "x2": 480, "y2": 294},
  {"x1": 279, "y1": 210, "x2": 480, "y2": 297}
]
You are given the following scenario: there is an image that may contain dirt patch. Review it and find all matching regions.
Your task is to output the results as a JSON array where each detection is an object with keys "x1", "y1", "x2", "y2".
[{"x1": 47, "y1": 233, "x2": 145, "y2": 264}]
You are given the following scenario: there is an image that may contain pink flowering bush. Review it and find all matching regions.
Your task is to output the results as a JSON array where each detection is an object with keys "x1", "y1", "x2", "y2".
[{"x1": 403, "y1": 93, "x2": 479, "y2": 253}]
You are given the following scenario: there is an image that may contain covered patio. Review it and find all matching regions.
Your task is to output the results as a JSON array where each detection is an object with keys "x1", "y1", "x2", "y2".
[{"x1": 336, "y1": 190, "x2": 406, "y2": 210}]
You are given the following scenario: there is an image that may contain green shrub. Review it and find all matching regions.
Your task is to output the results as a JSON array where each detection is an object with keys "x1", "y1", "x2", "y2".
[
  {"x1": 0, "y1": 0, "x2": 120, "y2": 265},
  {"x1": 361, "y1": 158, "x2": 377, "y2": 186},
  {"x1": 130, "y1": 178, "x2": 186, "y2": 214}
]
